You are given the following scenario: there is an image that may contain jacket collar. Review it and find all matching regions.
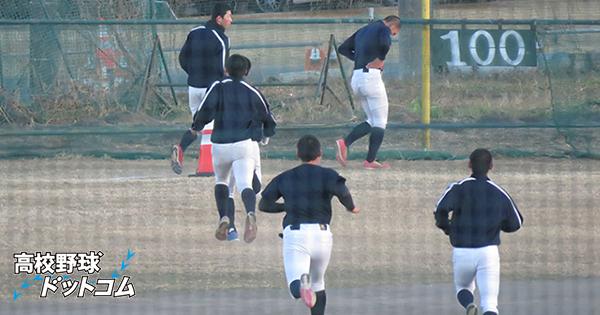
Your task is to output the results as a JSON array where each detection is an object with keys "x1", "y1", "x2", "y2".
[
  {"x1": 205, "y1": 20, "x2": 225, "y2": 33},
  {"x1": 471, "y1": 174, "x2": 489, "y2": 180}
]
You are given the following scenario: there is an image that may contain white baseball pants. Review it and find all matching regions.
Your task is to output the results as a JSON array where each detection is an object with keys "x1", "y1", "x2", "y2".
[
  {"x1": 453, "y1": 245, "x2": 500, "y2": 314},
  {"x1": 228, "y1": 150, "x2": 262, "y2": 195},
  {"x1": 188, "y1": 86, "x2": 207, "y2": 115},
  {"x1": 189, "y1": 85, "x2": 245, "y2": 196},
  {"x1": 282, "y1": 224, "x2": 333, "y2": 298},
  {"x1": 351, "y1": 68, "x2": 389, "y2": 129},
  {"x1": 211, "y1": 139, "x2": 259, "y2": 194}
]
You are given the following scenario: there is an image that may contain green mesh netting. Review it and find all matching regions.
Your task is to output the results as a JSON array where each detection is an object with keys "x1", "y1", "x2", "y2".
[{"x1": 1, "y1": 1, "x2": 600, "y2": 160}]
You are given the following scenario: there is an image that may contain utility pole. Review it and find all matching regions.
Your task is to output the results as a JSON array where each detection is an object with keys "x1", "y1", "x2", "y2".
[{"x1": 397, "y1": 0, "x2": 422, "y2": 79}]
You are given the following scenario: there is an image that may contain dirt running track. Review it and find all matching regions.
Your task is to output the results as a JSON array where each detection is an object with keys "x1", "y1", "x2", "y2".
[
  {"x1": 2, "y1": 157, "x2": 600, "y2": 314},
  {"x1": 2, "y1": 277, "x2": 600, "y2": 314}
]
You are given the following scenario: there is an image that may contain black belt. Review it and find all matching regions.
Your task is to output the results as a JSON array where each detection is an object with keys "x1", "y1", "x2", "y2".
[
  {"x1": 289, "y1": 223, "x2": 328, "y2": 231},
  {"x1": 361, "y1": 67, "x2": 382, "y2": 73}
]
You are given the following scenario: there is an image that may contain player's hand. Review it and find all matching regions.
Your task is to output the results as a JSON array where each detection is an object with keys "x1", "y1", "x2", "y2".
[
  {"x1": 259, "y1": 137, "x2": 269, "y2": 146},
  {"x1": 351, "y1": 206, "x2": 360, "y2": 214},
  {"x1": 366, "y1": 59, "x2": 384, "y2": 70}
]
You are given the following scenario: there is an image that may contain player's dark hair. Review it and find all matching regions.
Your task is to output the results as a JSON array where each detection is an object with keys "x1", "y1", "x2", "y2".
[
  {"x1": 243, "y1": 56, "x2": 251, "y2": 72},
  {"x1": 470, "y1": 148, "x2": 493, "y2": 175},
  {"x1": 383, "y1": 15, "x2": 401, "y2": 28},
  {"x1": 211, "y1": 3, "x2": 232, "y2": 22},
  {"x1": 297, "y1": 135, "x2": 321, "y2": 162},
  {"x1": 226, "y1": 54, "x2": 249, "y2": 78}
]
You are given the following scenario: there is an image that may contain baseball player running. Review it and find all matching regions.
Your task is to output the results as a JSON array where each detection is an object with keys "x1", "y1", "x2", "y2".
[
  {"x1": 172, "y1": 6, "x2": 258, "y2": 241},
  {"x1": 335, "y1": 15, "x2": 401, "y2": 169},
  {"x1": 172, "y1": 3, "x2": 232, "y2": 174},
  {"x1": 191, "y1": 54, "x2": 276, "y2": 243},
  {"x1": 220, "y1": 56, "x2": 264, "y2": 242},
  {"x1": 259, "y1": 135, "x2": 360, "y2": 315},
  {"x1": 434, "y1": 149, "x2": 523, "y2": 315}
]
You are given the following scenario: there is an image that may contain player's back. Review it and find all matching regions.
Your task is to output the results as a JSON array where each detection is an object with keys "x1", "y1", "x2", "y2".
[
  {"x1": 274, "y1": 164, "x2": 342, "y2": 227},
  {"x1": 353, "y1": 20, "x2": 392, "y2": 67},
  {"x1": 208, "y1": 78, "x2": 275, "y2": 144},
  {"x1": 183, "y1": 24, "x2": 228, "y2": 87},
  {"x1": 445, "y1": 175, "x2": 521, "y2": 248}
]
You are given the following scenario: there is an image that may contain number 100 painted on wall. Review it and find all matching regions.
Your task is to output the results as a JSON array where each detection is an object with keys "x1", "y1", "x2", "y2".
[{"x1": 431, "y1": 29, "x2": 537, "y2": 67}]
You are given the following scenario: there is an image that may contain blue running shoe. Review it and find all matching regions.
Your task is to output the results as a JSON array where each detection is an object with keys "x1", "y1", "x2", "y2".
[{"x1": 227, "y1": 227, "x2": 239, "y2": 241}]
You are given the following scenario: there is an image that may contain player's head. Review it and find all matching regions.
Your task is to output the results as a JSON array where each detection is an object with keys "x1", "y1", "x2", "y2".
[
  {"x1": 383, "y1": 15, "x2": 401, "y2": 35},
  {"x1": 226, "y1": 54, "x2": 250, "y2": 79},
  {"x1": 297, "y1": 135, "x2": 322, "y2": 162},
  {"x1": 212, "y1": 3, "x2": 233, "y2": 29},
  {"x1": 469, "y1": 148, "x2": 493, "y2": 175}
]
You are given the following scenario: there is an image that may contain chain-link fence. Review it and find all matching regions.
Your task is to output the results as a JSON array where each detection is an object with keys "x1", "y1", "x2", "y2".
[{"x1": 1, "y1": 1, "x2": 600, "y2": 159}]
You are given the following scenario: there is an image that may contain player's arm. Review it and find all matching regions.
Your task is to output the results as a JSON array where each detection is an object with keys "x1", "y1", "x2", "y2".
[
  {"x1": 338, "y1": 32, "x2": 357, "y2": 61},
  {"x1": 377, "y1": 27, "x2": 392, "y2": 61},
  {"x1": 191, "y1": 82, "x2": 219, "y2": 132},
  {"x1": 258, "y1": 178, "x2": 285, "y2": 213},
  {"x1": 501, "y1": 194, "x2": 523, "y2": 233},
  {"x1": 179, "y1": 36, "x2": 191, "y2": 72},
  {"x1": 366, "y1": 58, "x2": 384, "y2": 70},
  {"x1": 333, "y1": 178, "x2": 358, "y2": 213},
  {"x1": 255, "y1": 90, "x2": 277, "y2": 138},
  {"x1": 434, "y1": 183, "x2": 457, "y2": 234}
]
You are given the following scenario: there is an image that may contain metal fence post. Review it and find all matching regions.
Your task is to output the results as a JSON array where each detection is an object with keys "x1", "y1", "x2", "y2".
[{"x1": 137, "y1": 35, "x2": 159, "y2": 113}]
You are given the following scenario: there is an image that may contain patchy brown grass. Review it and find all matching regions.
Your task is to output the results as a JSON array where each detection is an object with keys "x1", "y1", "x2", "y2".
[
  {"x1": 263, "y1": 69, "x2": 557, "y2": 125},
  {"x1": 2, "y1": 157, "x2": 599, "y2": 301}
]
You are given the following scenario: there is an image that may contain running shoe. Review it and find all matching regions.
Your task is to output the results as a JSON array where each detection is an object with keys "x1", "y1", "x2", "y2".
[
  {"x1": 300, "y1": 273, "x2": 316, "y2": 308},
  {"x1": 466, "y1": 303, "x2": 479, "y2": 315},
  {"x1": 363, "y1": 160, "x2": 390, "y2": 169},
  {"x1": 244, "y1": 212, "x2": 258, "y2": 243},
  {"x1": 171, "y1": 145, "x2": 183, "y2": 174},
  {"x1": 227, "y1": 227, "x2": 239, "y2": 242},
  {"x1": 215, "y1": 216, "x2": 230, "y2": 241},
  {"x1": 335, "y1": 139, "x2": 348, "y2": 167}
]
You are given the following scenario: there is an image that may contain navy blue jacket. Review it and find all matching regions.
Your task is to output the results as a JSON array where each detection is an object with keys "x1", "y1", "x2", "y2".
[
  {"x1": 434, "y1": 175, "x2": 523, "y2": 248},
  {"x1": 179, "y1": 20, "x2": 230, "y2": 88},
  {"x1": 259, "y1": 164, "x2": 355, "y2": 228},
  {"x1": 191, "y1": 77, "x2": 276, "y2": 144},
  {"x1": 338, "y1": 20, "x2": 393, "y2": 70}
]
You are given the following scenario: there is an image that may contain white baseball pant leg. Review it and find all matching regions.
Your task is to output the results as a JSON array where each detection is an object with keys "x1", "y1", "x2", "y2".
[
  {"x1": 282, "y1": 224, "x2": 333, "y2": 298},
  {"x1": 212, "y1": 139, "x2": 258, "y2": 194},
  {"x1": 253, "y1": 144, "x2": 262, "y2": 191},
  {"x1": 453, "y1": 245, "x2": 500, "y2": 314},
  {"x1": 188, "y1": 86, "x2": 207, "y2": 115},
  {"x1": 351, "y1": 69, "x2": 389, "y2": 129},
  {"x1": 190, "y1": 86, "x2": 231, "y2": 193},
  {"x1": 189, "y1": 86, "x2": 215, "y2": 141},
  {"x1": 224, "y1": 141, "x2": 261, "y2": 197}
]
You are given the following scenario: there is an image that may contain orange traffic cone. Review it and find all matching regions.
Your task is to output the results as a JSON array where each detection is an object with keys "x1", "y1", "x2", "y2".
[{"x1": 189, "y1": 122, "x2": 214, "y2": 177}]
